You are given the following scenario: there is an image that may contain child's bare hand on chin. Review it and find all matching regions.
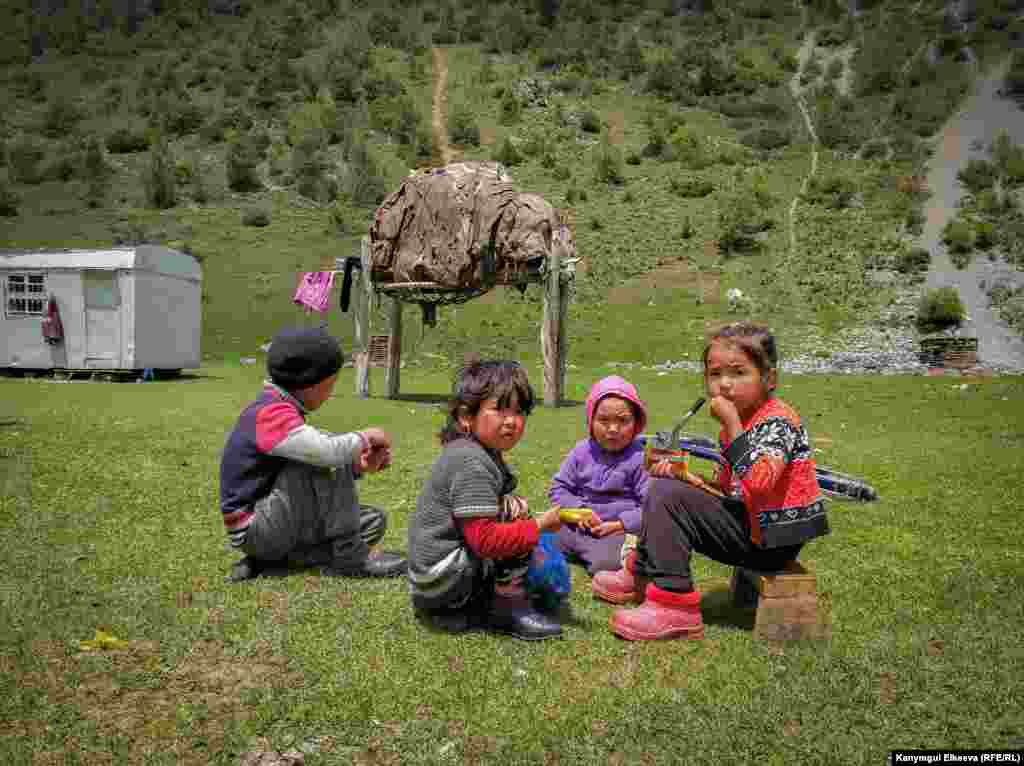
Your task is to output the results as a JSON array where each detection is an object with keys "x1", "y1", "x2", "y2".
[{"x1": 709, "y1": 396, "x2": 743, "y2": 440}]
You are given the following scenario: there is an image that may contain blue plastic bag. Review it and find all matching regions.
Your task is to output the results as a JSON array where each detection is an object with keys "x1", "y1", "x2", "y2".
[{"x1": 525, "y1": 532, "x2": 571, "y2": 610}]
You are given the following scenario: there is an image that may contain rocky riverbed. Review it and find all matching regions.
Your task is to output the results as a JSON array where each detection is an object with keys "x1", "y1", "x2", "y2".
[{"x1": 606, "y1": 278, "x2": 1022, "y2": 376}]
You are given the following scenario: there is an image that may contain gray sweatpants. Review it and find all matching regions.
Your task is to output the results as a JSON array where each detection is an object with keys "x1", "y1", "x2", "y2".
[{"x1": 240, "y1": 461, "x2": 386, "y2": 568}]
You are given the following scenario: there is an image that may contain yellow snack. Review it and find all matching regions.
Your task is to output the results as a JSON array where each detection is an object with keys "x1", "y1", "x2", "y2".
[{"x1": 559, "y1": 507, "x2": 593, "y2": 524}]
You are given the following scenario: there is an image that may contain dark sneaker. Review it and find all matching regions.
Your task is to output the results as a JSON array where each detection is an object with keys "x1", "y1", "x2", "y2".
[
  {"x1": 225, "y1": 556, "x2": 288, "y2": 583},
  {"x1": 321, "y1": 550, "x2": 407, "y2": 578}
]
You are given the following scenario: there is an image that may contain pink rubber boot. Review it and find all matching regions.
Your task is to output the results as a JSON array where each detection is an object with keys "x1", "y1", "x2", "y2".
[
  {"x1": 592, "y1": 550, "x2": 647, "y2": 605},
  {"x1": 610, "y1": 583, "x2": 704, "y2": 641}
]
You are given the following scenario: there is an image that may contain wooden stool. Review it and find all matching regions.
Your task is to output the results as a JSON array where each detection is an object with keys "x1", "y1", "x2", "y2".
[{"x1": 730, "y1": 561, "x2": 827, "y2": 641}]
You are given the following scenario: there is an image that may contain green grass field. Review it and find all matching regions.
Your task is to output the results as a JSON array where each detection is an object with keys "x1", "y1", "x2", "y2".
[{"x1": 1, "y1": 362, "x2": 1022, "y2": 764}]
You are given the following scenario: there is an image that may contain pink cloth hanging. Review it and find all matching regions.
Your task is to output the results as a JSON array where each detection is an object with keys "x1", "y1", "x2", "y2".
[{"x1": 293, "y1": 271, "x2": 336, "y2": 314}]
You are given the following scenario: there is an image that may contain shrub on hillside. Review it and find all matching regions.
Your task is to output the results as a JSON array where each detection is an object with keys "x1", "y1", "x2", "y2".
[
  {"x1": 292, "y1": 136, "x2": 332, "y2": 202},
  {"x1": 942, "y1": 219, "x2": 975, "y2": 254},
  {"x1": 370, "y1": 95, "x2": 421, "y2": 147},
  {"x1": 718, "y1": 193, "x2": 771, "y2": 254},
  {"x1": 818, "y1": 24, "x2": 851, "y2": 47},
  {"x1": 449, "y1": 109, "x2": 480, "y2": 146},
  {"x1": 106, "y1": 126, "x2": 150, "y2": 153},
  {"x1": 7, "y1": 136, "x2": 46, "y2": 184},
  {"x1": 143, "y1": 137, "x2": 177, "y2": 209},
  {"x1": 0, "y1": 172, "x2": 19, "y2": 217},
  {"x1": 1004, "y1": 50, "x2": 1024, "y2": 97},
  {"x1": 957, "y1": 158, "x2": 998, "y2": 194},
  {"x1": 42, "y1": 96, "x2": 83, "y2": 138},
  {"x1": 499, "y1": 90, "x2": 522, "y2": 126},
  {"x1": 669, "y1": 177, "x2": 714, "y2": 197},
  {"x1": 975, "y1": 220, "x2": 997, "y2": 250},
  {"x1": 486, "y1": 5, "x2": 535, "y2": 54},
  {"x1": 82, "y1": 135, "x2": 111, "y2": 208},
  {"x1": 242, "y1": 206, "x2": 271, "y2": 227},
  {"x1": 990, "y1": 132, "x2": 1024, "y2": 187},
  {"x1": 594, "y1": 140, "x2": 625, "y2": 185},
  {"x1": 641, "y1": 131, "x2": 668, "y2": 160},
  {"x1": 895, "y1": 247, "x2": 931, "y2": 276},
  {"x1": 341, "y1": 138, "x2": 387, "y2": 206},
  {"x1": 740, "y1": 127, "x2": 790, "y2": 151},
  {"x1": 226, "y1": 134, "x2": 264, "y2": 193},
  {"x1": 917, "y1": 287, "x2": 965, "y2": 328},
  {"x1": 579, "y1": 110, "x2": 602, "y2": 134},
  {"x1": 40, "y1": 145, "x2": 79, "y2": 182},
  {"x1": 803, "y1": 174, "x2": 857, "y2": 209},
  {"x1": 669, "y1": 127, "x2": 711, "y2": 169},
  {"x1": 493, "y1": 137, "x2": 523, "y2": 167}
]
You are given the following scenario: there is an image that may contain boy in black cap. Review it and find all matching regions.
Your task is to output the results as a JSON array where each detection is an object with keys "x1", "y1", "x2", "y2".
[{"x1": 219, "y1": 326, "x2": 407, "y2": 581}]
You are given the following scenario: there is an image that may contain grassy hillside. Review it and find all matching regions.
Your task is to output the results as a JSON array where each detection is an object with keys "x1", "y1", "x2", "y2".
[{"x1": 1, "y1": 0, "x2": 1023, "y2": 366}]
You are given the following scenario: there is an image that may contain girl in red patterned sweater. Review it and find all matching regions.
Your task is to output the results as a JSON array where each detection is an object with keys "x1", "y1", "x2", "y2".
[{"x1": 595, "y1": 322, "x2": 829, "y2": 641}]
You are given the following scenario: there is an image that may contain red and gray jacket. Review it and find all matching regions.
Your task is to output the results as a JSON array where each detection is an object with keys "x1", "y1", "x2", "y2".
[{"x1": 219, "y1": 383, "x2": 367, "y2": 547}]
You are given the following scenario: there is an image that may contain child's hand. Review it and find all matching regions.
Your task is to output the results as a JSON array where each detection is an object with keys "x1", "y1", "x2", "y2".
[
  {"x1": 587, "y1": 516, "x2": 625, "y2": 538},
  {"x1": 358, "y1": 444, "x2": 391, "y2": 473},
  {"x1": 357, "y1": 428, "x2": 392, "y2": 473},
  {"x1": 709, "y1": 396, "x2": 743, "y2": 440},
  {"x1": 536, "y1": 507, "x2": 562, "y2": 533},
  {"x1": 649, "y1": 459, "x2": 676, "y2": 478},
  {"x1": 502, "y1": 494, "x2": 530, "y2": 520},
  {"x1": 360, "y1": 428, "x2": 392, "y2": 451}
]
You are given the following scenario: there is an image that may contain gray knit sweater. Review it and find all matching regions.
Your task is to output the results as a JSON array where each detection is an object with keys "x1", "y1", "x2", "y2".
[{"x1": 407, "y1": 437, "x2": 517, "y2": 604}]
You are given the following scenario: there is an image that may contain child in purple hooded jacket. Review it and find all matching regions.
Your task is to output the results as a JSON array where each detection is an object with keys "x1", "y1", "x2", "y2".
[{"x1": 548, "y1": 376, "x2": 650, "y2": 576}]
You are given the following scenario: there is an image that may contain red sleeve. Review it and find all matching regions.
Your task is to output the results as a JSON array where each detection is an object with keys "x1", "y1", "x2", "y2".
[
  {"x1": 459, "y1": 517, "x2": 540, "y2": 560},
  {"x1": 255, "y1": 402, "x2": 304, "y2": 453}
]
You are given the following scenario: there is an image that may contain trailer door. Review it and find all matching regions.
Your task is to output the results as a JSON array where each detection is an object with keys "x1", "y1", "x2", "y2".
[{"x1": 83, "y1": 271, "x2": 122, "y2": 368}]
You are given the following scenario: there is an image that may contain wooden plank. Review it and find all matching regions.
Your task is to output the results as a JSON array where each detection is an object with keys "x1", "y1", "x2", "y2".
[
  {"x1": 351, "y1": 240, "x2": 371, "y2": 398},
  {"x1": 541, "y1": 247, "x2": 562, "y2": 407},
  {"x1": 385, "y1": 297, "x2": 402, "y2": 398},
  {"x1": 556, "y1": 270, "x2": 569, "y2": 405},
  {"x1": 354, "y1": 352, "x2": 369, "y2": 398}
]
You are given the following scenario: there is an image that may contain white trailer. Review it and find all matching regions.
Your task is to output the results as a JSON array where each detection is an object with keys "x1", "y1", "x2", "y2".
[{"x1": 0, "y1": 246, "x2": 201, "y2": 372}]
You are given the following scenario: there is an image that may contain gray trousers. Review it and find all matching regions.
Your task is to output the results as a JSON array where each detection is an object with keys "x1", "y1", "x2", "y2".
[{"x1": 240, "y1": 461, "x2": 386, "y2": 568}]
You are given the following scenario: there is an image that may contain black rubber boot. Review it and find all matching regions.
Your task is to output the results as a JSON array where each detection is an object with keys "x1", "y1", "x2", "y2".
[
  {"x1": 321, "y1": 550, "x2": 408, "y2": 578},
  {"x1": 485, "y1": 591, "x2": 563, "y2": 641},
  {"x1": 225, "y1": 556, "x2": 289, "y2": 583}
]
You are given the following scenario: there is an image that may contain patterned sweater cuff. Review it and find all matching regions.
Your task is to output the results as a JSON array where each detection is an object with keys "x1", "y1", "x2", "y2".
[{"x1": 722, "y1": 429, "x2": 753, "y2": 471}]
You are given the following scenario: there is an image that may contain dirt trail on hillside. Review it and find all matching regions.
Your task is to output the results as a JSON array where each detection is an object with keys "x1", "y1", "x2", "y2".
[
  {"x1": 920, "y1": 55, "x2": 1024, "y2": 370},
  {"x1": 432, "y1": 47, "x2": 453, "y2": 166},
  {"x1": 788, "y1": 28, "x2": 821, "y2": 257}
]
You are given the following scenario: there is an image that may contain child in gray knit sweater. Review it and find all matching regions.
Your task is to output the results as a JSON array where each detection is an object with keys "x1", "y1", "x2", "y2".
[{"x1": 407, "y1": 360, "x2": 563, "y2": 640}]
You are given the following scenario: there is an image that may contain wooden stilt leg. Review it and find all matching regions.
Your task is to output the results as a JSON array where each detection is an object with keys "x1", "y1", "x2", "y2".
[
  {"x1": 542, "y1": 246, "x2": 562, "y2": 407},
  {"x1": 385, "y1": 297, "x2": 402, "y2": 399}
]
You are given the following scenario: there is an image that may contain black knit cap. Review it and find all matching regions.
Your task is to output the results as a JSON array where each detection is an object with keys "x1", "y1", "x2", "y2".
[{"x1": 267, "y1": 327, "x2": 343, "y2": 390}]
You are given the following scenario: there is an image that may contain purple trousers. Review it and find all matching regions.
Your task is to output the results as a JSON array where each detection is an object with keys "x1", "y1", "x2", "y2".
[{"x1": 556, "y1": 524, "x2": 626, "y2": 576}]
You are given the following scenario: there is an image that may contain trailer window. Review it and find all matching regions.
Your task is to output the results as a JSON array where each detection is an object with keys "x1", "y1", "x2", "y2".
[
  {"x1": 5, "y1": 273, "x2": 46, "y2": 317},
  {"x1": 84, "y1": 271, "x2": 119, "y2": 308}
]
